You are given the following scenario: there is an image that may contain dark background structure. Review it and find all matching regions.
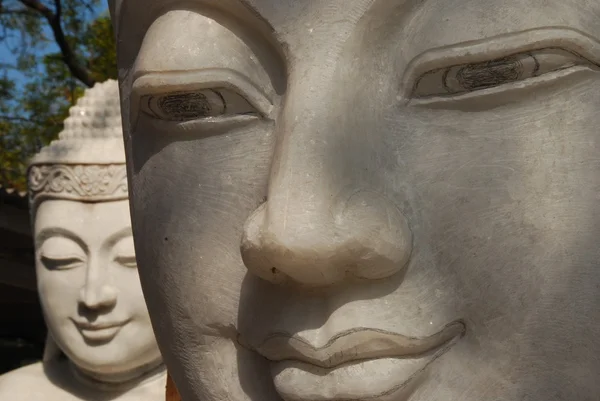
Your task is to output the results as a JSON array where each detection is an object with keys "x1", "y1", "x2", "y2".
[{"x1": 0, "y1": 186, "x2": 46, "y2": 373}]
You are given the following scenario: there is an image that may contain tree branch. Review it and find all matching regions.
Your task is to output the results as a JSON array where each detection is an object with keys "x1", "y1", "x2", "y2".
[
  {"x1": 0, "y1": 8, "x2": 39, "y2": 17},
  {"x1": 18, "y1": 0, "x2": 96, "y2": 87},
  {"x1": 15, "y1": 0, "x2": 52, "y2": 19},
  {"x1": 53, "y1": 0, "x2": 60, "y2": 18}
]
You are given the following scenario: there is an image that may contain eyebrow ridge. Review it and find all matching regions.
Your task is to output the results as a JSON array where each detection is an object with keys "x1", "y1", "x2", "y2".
[
  {"x1": 36, "y1": 226, "x2": 133, "y2": 253},
  {"x1": 104, "y1": 226, "x2": 134, "y2": 249},
  {"x1": 35, "y1": 227, "x2": 87, "y2": 254}
]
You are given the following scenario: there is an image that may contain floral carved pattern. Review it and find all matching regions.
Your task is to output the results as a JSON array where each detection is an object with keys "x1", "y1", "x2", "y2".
[{"x1": 29, "y1": 164, "x2": 128, "y2": 203}]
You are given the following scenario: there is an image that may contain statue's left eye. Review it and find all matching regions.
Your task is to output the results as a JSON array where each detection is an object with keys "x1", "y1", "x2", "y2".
[
  {"x1": 114, "y1": 255, "x2": 137, "y2": 268},
  {"x1": 140, "y1": 88, "x2": 258, "y2": 121},
  {"x1": 412, "y1": 48, "x2": 593, "y2": 99}
]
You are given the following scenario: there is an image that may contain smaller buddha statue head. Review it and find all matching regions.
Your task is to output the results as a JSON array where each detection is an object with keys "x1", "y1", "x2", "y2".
[{"x1": 27, "y1": 79, "x2": 161, "y2": 380}]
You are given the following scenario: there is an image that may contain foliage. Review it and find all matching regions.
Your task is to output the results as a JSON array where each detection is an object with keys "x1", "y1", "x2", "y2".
[{"x1": 0, "y1": 0, "x2": 117, "y2": 191}]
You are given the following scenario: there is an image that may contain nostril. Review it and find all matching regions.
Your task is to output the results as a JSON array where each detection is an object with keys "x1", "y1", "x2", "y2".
[
  {"x1": 241, "y1": 189, "x2": 413, "y2": 286},
  {"x1": 335, "y1": 190, "x2": 413, "y2": 280},
  {"x1": 241, "y1": 202, "x2": 289, "y2": 284},
  {"x1": 80, "y1": 292, "x2": 100, "y2": 309},
  {"x1": 79, "y1": 284, "x2": 118, "y2": 309},
  {"x1": 269, "y1": 266, "x2": 289, "y2": 283}
]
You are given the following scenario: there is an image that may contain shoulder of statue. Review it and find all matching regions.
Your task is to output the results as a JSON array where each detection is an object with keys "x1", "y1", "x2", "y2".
[
  {"x1": 0, "y1": 361, "x2": 43, "y2": 382},
  {"x1": 0, "y1": 362, "x2": 57, "y2": 399}
]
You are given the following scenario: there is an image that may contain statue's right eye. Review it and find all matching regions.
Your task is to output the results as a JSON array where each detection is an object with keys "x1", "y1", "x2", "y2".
[
  {"x1": 140, "y1": 88, "x2": 258, "y2": 122},
  {"x1": 41, "y1": 255, "x2": 85, "y2": 270}
]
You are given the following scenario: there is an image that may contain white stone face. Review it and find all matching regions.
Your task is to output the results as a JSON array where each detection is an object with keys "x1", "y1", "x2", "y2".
[
  {"x1": 35, "y1": 199, "x2": 161, "y2": 375},
  {"x1": 111, "y1": 2, "x2": 600, "y2": 401},
  {"x1": 0, "y1": 80, "x2": 166, "y2": 401}
]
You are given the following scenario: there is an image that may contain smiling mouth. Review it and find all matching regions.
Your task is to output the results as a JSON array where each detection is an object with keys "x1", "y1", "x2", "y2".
[
  {"x1": 255, "y1": 320, "x2": 466, "y2": 369},
  {"x1": 249, "y1": 320, "x2": 465, "y2": 401},
  {"x1": 71, "y1": 319, "x2": 130, "y2": 342}
]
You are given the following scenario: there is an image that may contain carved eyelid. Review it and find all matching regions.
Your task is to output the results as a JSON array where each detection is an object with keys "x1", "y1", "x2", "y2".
[
  {"x1": 114, "y1": 255, "x2": 137, "y2": 267},
  {"x1": 130, "y1": 68, "x2": 274, "y2": 124},
  {"x1": 401, "y1": 27, "x2": 600, "y2": 100},
  {"x1": 41, "y1": 254, "x2": 84, "y2": 261},
  {"x1": 40, "y1": 255, "x2": 85, "y2": 270}
]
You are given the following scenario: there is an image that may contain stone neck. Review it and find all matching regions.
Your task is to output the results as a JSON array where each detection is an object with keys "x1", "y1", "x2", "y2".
[{"x1": 68, "y1": 358, "x2": 166, "y2": 392}]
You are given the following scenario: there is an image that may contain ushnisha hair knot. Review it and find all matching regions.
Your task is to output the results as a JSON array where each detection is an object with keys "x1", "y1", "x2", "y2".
[{"x1": 28, "y1": 79, "x2": 128, "y2": 208}]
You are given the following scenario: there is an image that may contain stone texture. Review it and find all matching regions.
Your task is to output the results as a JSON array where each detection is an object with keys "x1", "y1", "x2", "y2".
[{"x1": 110, "y1": 2, "x2": 600, "y2": 400}]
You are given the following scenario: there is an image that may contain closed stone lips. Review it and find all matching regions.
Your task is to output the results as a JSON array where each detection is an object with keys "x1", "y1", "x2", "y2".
[{"x1": 252, "y1": 320, "x2": 466, "y2": 369}]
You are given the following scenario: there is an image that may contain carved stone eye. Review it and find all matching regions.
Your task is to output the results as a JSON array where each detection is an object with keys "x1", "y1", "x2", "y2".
[
  {"x1": 141, "y1": 88, "x2": 257, "y2": 121},
  {"x1": 413, "y1": 48, "x2": 586, "y2": 98},
  {"x1": 455, "y1": 56, "x2": 524, "y2": 91},
  {"x1": 114, "y1": 255, "x2": 137, "y2": 268},
  {"x1": 40, "y1": 255, "x2": 85, "y2": 271}
]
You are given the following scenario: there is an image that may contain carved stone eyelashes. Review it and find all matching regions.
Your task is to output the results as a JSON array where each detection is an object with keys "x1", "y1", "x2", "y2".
[
  {"x1": 140, "y1": 88, "x2": 258, "y2": 122},
  {"x1": 413, "y1": 48, "x2": 595, "y2": 98}
]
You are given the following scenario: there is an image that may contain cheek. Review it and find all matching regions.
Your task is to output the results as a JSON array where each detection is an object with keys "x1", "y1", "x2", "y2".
[
  {"x1": 36, "y1": 268, "x2": 82, "y2": 317},
  {"x1": 112, "y1": 268, "x2": 149, "y2": 315}
]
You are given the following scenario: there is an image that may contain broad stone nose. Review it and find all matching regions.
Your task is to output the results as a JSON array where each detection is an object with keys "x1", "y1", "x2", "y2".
[
  {"x1": 79, "y1": 283, "x2": 118, "y2": 310},
  {"x1": 241, "y1": 74, "x2": 412, "y2": 287},
  {"x1": 242, "y1": 190, "x2": 412, "y2": 287},
  {"x1": 78, "y1": 258, "x2": 118, "y2": 310}
]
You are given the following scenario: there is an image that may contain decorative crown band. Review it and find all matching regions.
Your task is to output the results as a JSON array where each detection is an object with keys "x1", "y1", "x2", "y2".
[{"x1": 28, "y1": 164, "x2": 128, "y2": 206}]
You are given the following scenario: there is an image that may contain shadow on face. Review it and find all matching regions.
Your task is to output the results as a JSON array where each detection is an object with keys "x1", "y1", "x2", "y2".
[{"x1": 114, "y1": 1, "x2": 600, "y2": 400}]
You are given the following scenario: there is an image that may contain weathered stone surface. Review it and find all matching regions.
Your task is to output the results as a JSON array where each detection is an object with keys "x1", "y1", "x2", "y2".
[{"x1": 110, "y1": 2, "x2": 600, "y2": 400}]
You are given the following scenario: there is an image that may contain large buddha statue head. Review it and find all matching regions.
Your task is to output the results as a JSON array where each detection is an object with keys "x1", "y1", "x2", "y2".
[
  {"x1": 24, "y1": 79, "x2": 164, "y2": 395},
  {"x1": 109, "y1": 1, "x2": 600, "y2": 400}
]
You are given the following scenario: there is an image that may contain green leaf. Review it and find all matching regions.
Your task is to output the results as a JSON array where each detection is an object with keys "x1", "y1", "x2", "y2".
[{"x1": 0, "y1": 1, "x2": 116, "y2": 190}]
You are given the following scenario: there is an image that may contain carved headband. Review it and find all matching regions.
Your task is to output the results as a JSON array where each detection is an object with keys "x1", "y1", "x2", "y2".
[{"x1": 28, "y1": 164, "x2": 128, "y2": 207}]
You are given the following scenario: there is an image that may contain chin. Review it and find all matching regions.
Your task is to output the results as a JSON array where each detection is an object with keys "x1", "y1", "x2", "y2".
[
  {"x1": 67, "y1": 346, "x2": 136, "y2": 372},
  {"x1": 64, "y1": 337, "x2": 153, "y2": 374}
]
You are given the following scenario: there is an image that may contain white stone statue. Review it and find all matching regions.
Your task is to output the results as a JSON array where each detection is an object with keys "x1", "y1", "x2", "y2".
[
  {"x1": 0, "y1": 80, "x2": 166, "y2": 400},
  {"x1": 109, "y1": 1, "x2": 600, "y2": 401}
]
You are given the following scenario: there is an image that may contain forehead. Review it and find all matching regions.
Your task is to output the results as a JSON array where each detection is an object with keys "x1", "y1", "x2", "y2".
[
  {"x1": 34, "y1": 200, "x2": 131, "y2": 233},
  {"x1": 115, "y1": 0, "x2": 600, "y2": 58}
]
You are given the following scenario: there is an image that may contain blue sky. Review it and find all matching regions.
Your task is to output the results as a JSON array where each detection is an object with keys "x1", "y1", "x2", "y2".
[
  {"x1": 0, "y1": 37, "x2": 34, "y2": 89},
  {"x1": 0, "y1": 3, "x2": 109, "y2": 92}
]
